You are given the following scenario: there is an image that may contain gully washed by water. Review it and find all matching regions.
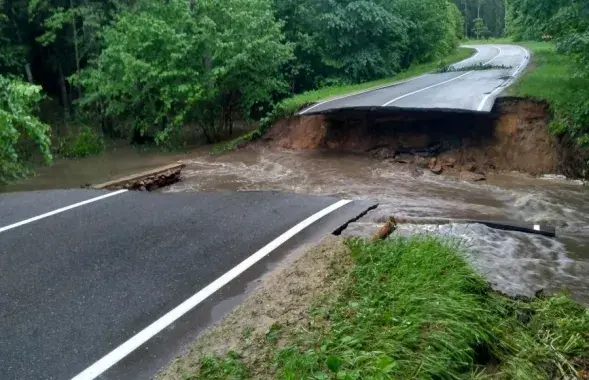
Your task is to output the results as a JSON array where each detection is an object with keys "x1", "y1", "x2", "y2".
[{"x1": 165, "y1": 148, "x2": 589, "y2": 304}]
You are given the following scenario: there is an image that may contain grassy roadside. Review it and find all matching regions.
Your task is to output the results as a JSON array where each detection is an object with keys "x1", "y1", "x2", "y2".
[
  {"x1": 211, "y1": 47, "x2": 475, "y2": 153},
  {"x1": 468, "y1": 39, "x2": 589, "y2": 150},
  {"x1": 506, "y1": 42, "x2": 589, "y2": 146},
  {"x1": 172, "y1": 236, "x2": 589, "y2": 380}
]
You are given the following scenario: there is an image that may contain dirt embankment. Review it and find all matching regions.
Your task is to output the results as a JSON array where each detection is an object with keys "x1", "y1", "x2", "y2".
[{"x1": 258, "y1": 97, "x2": 586, "y2": 179}]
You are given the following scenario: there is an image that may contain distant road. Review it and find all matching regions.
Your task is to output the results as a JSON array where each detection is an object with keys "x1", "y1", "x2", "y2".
[
  {"x1": 0, "y1": 189, "x2": 375, "y2": 380},
  {"x1": 301, "y1": 44, "x2": 530, "y2": 114}
]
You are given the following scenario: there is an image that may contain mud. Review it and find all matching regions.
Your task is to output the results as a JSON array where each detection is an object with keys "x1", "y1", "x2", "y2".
[
  {"x1": 157, "y1": 236, "x2": 352, "y2": 380},
  {"x1": 259, "y1": 98, "x2": 585, "y2": 178}
]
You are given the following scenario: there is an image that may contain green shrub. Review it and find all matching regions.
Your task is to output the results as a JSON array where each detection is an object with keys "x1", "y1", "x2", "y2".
[
  {"x1": 55, "y1": 127, "x2": 105, "y2": 158},
  {"x1": 0, "y1": 75, "x2": 52, "y2": 183}
]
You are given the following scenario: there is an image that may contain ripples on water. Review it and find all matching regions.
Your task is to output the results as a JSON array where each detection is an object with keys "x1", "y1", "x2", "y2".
[{"x1": 167, "y1": 148, "x2": 589, "y2": 302}]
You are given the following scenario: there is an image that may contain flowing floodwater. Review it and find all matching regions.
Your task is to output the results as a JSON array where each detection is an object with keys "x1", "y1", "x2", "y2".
[
  {"x1": 165, "y1": 148, "x2": 589, "y2": 303},
  {"x1": 2, "y1": 145, "x2": 588, "y2": 303}
]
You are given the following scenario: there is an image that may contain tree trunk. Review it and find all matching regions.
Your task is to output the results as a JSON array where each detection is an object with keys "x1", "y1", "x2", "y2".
[
  {"x1": 57, "y1": 62, "x2": 71, "y2": 120},
  {"x1": 24, "y1": 63, "x2": 33, "y2": 83},
  {"x1": 71, "y1": 0, "x2": 82, "y2": 99},
  {"x1": 463, "y1": 0, "x2": 469, "y2": 38}
]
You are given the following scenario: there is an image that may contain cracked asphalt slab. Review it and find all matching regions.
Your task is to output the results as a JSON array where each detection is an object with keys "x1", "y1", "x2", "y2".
[
  {"x1": 0, "y1": 190, "x2": 376, "y2": 380},
  {"x1": 301, "y1": 44, "x2": 529, "y2": 114}
]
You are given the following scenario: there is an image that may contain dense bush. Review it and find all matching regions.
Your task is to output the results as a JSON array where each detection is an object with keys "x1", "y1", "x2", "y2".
[
  {"x1": 75, "y1": 0, "x2": 292, "y2": 144},
  {"x1": 508, "y1": 0, "x2": 589, "y2": 146},
  {"x1": 274, "y1": 0, "x2": 463, "y2": 92},
  {"x1": 54, "y1": 126, "x2": 104, "y2": 158},
  {"x1": 0, "y1": 75, "x2": 51, "y2": 183}
]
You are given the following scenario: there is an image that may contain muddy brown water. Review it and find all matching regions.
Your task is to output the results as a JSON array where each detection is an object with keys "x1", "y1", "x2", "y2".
[
  {"x1": 3, "y1": 146, "x2": 588, "y2": 304},
  {"x1": 165, "y1": 148, "x2": 589, "y2": 303}
]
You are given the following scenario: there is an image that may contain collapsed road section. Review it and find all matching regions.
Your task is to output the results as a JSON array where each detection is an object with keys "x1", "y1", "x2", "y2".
[{"x1": 0, "y1": 189, "x2": 376, "y2": 380}]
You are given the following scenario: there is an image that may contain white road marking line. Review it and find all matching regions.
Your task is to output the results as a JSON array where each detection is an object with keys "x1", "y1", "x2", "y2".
[
  {"x1": 299, "y1": 74, "x2": 429, "y2": 114},
  {"x1": 0, "y1": 190, "x2": 128, "y2": 234},
  {"x1": 299, "y1": 45, "x2": 483, "y2": 114},
  {"x1": 382, "y1": 45, "x2": 503, "y2": 107},
  {"x1": 70, "y1": 198, "x2": 353, "y2": 380},
  {"x1": 476, "y1": 45, "x2": 530, "y2": 111}
]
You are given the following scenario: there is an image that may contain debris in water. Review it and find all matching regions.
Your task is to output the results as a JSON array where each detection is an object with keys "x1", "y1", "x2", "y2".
[{"x1": 372, "y1": 217, "x2": 398, "y2": 241}]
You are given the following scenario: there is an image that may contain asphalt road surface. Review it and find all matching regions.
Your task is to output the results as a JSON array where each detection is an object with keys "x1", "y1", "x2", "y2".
[
  {"x1": 0, "y1": 190, "x2": 376, "y2": 380},
  {"x1": 301, "y1": 44, "x2": 529, "y2": 114}
]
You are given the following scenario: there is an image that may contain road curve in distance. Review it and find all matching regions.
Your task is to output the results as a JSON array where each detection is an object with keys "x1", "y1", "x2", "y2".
[{"x1": 300, "y1": 44, "x2": 530, "y2": 114}]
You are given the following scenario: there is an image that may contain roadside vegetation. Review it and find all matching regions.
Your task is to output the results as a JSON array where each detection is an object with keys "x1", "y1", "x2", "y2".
[
  {"x1": 212, "y1": 47, "x2": 475, "y2": 153},
  {"x1": 509, "y1": 41, "x2": 589, "y2": 148},
  {"x1": 508, "y1": 0, "x2": 588, "y2": 151},
  {"x1": 0, "y1": 0, "x2": 466, "y2": 183},
  {"x1": 180, "y1": 236, "x2": 589, "y2": 379}
]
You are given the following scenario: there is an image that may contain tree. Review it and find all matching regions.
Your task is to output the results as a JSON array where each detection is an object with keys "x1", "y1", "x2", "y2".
[
  {"x1": 77, "y1": 0, "x2": 292, "y2": 144},
  {"x1": 0, "y1": 75, "x2": 52, "y2": 183},
  {"x1": 453, "y1": 0, "x2": 505, "y2": 37},
  {"x1": 472, "y1": 17, "x2": 489, "y2": 38}
]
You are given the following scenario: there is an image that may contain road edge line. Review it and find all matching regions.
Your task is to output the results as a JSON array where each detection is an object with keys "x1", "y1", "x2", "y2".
[
  {"x1": 299, "y1": 74, "x2": 429, "y2": 114},
  {"x1": 0, "y1": 189, "x2": 128, "y2": 233},
  {"x1": 476, "y1": 45, "x2": 530, "y2": 111},
  {"x1": 299, "y1": 46, "x2": 482, "y2": 114},
  {"x1": 70, "y1": 198, "x2": 353, "y2": 380}
]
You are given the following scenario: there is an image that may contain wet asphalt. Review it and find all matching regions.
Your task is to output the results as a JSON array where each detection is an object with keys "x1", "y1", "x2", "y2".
[
  {"x1": 0, "y1": 190, "x2": 375, "y2": 379},
  {"x1": 301, "y1": 44, "x2": 530, "y2": 114}
]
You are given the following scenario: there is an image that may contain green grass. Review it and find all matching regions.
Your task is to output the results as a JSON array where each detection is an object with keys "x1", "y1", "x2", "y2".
[
  {"x1": 211, "y1": 47, "x2": 475, "y2": 154},
  {"x1": 186, "y1": 351, "x2": 249, "y2": 380},
  {"x1": 188, "y1": 236, "x2": 589, "y2": 380},
  {"x1": 507, "y1": 41, "x2": 589, "y2": 148}
]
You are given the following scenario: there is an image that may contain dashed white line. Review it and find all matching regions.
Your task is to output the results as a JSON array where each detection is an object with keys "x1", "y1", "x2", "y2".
[
  {"x1": 70, "y1": 198, "x2": 353, "y2": 380},
  {"x1": 0, "y1": 190, "x2": 128, "y2": 233}
]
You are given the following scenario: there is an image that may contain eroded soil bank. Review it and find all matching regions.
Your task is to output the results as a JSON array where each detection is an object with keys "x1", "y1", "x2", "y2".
[{"x1": 258, "y1": 97, "x2": 586, "y2": 179}]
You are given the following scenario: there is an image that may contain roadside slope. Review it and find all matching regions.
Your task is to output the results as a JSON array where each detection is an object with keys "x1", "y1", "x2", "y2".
[{"x1": 159, "y1": 235, "x2": 589, "y2": 379}]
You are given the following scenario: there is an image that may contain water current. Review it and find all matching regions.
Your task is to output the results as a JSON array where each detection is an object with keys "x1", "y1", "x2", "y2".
[
  {"x1": 165, "y1": 148, "x2": 589, "y2": 302},
  {"x1": 3, "y1": 146, "x2": 587, "y2": 302}
]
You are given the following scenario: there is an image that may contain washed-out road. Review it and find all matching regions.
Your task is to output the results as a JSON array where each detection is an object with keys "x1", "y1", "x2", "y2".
[
  {"x1": 1, "y1": 43, "x2": 529, "y2": 380},
  {"x1": 0, "y1": 189, "x2": 375, "y2": 379},
  {"x1": 301, "y1": 44, "x2": 529, "y2": 114}
]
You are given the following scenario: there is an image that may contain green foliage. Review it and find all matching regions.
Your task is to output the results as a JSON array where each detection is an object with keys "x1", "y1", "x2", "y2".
[
  {"x1": 190, "y1": 351, "x2": 249, "y2": 380},
  {"x1": 54, "y1": 126, "x2": 104, "y2": 158},
  {"x1": 0, "y1": 75, "x2": 51, "y2": 183},
  {"x1": 453, "y1": 0, "x2": 507, "y2": 38},
  {"x1": 211, "y1": 47, "x2": 475, "y2": 154},
  {"x1": 473, "y1": 17, "x2": 490, "y2": 38},
  {"x1": 187, "y1": 236, "x2": 589, "y2": 379},
  {"x1": 510, "y1": 41, "x2": 589, "y2": 148},
  {"x1": 506, "y1": 1, "x2": 589, "y2": 149},
  {"x1": 273, "y1": 0, "x2": 463, "y2": 92},
  {"x1": 276, "y1": 237, "x2": 498, "y2": 379},
  {"x1": 77, "y1": 0, "x2": 292, "y2": 145}
]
